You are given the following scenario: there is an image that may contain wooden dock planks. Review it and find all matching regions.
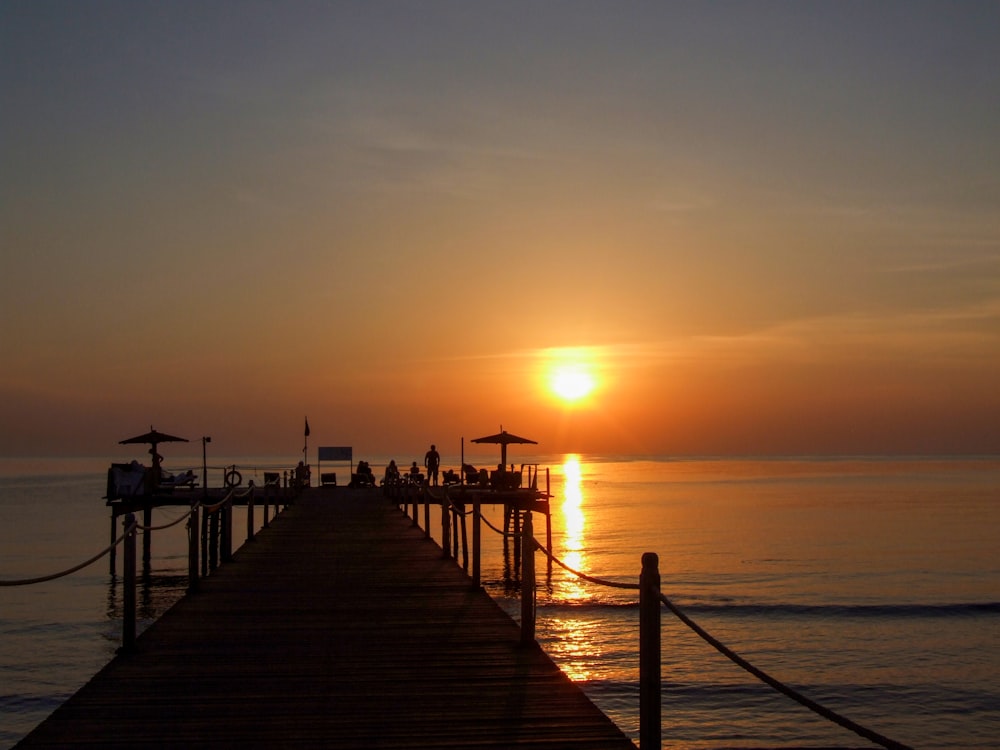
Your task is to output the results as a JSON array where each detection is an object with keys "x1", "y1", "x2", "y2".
[{"x1": 16, "y1": 488, "x2": 637, "y2": 749}]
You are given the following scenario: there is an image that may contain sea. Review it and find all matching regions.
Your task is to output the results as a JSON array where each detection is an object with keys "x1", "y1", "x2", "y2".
[{"x1": 1, "y1": 454, "x2": 998, "y2": 749}]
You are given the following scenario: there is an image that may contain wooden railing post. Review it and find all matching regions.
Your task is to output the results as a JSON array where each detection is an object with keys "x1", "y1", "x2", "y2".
[
  {"x1": 142, "y1": 505, "x2": 152, "y2": 567},
  {"x1": 640, "y1": 551, "x2": 661, "y2": 750},
  {"x1": 472, "y1": 492, "x2": 481, "y2": 588},
  {"x1": 246, "y1": 484, "x2": 255, "y2": 543},
  {"x1": 459, "y1": 506, "x2": 468, "y2": 571},
  {"x1": 208, "y1": 507, "x2": 218, "y2": 570},
  {"x1": 441, "y1": 495, "x2": 451, "y2": 558},
  {"x1": 221, "y1": 496, "x2": 233, "y2": 563},
  {"x1": 122, "y1": 513, "x2": 136, "y2": 652},
  {"x1": 188, "y1": 501, "x2": 200, "y2": 593},
  {"x1": 109, "y1": 511, "x2": 118, "y2": 576},
  {"x1": 520, "y1": 511, "x2": 535, "y2": 645}
]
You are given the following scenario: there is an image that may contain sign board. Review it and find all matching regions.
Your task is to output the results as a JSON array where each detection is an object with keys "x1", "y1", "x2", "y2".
[{"x1": 318, "y1": 446, "x2": 352, "y2": 462}]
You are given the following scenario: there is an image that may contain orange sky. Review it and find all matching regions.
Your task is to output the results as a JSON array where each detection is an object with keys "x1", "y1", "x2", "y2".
[{"x1": 2, "y1": 3, "x2": 999, "y2": 458}]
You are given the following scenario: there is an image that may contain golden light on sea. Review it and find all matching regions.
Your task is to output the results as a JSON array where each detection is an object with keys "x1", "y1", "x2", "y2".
[{"x1": 559, "y1": 455, "x2": 588, "y2": 603}]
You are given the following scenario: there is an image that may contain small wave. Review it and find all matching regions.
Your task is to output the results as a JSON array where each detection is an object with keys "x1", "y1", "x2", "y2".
[
  {"x1": 683, "y1": 601, "x2": 1000, "y2": 618},
  {"x1": 537, "y1": 599, "x2": 1000, "y2": 618}
]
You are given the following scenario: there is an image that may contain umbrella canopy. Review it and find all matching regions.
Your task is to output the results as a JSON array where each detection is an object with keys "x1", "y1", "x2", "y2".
[
  {"x1": 120, "y1": 427, "x2": 189, "y2": 478},
  {"x1": 119, "y1": 427, "x2": 189, "y2": 446},
  {"x1": 470, "y1": 428, "x2": 537, "y2": 467}
]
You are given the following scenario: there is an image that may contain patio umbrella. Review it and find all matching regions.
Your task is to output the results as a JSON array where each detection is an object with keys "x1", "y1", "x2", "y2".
[
  {"x1": 470, "y1": 428, "x2": 537, "y2": 468},
  {"x1": 120, "y1": 427, "x2": 188, "y2": 479}
]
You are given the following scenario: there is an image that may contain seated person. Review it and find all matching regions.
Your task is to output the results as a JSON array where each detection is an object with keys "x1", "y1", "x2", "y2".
[
  {"x1": 351, "y1": 460, "x2": 376, "y2": 487},
  {"x1": 441, "y1": 468, "x2": 460, "y2": 485},
  {"x1": 409, "y1": 461, "x2": 424, "y2": 483},
  {"x1": 162, "y1": 469, "x2": 197, "y2": 487},
  {"x1": 296, "y1": 461, "x2": 311, "y2": 487},
  {"x1": 383, "y1": 459, "x2": 400, "y2": 485}
]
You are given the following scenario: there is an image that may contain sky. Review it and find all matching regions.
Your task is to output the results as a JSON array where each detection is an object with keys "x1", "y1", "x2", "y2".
[{"x1": 2, "y1": 1, "x2": 999, "y2": 460}]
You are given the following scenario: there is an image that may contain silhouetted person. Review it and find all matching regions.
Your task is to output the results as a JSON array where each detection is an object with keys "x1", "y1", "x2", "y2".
[
  {"x1": 424, "y1": 444, "x2": 441, "y2": 486},
  {"x1": 384, "y1": 459, "x2": 400, "y2": 485}
]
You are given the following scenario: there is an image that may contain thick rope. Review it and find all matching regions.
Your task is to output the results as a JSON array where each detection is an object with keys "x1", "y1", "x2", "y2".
[
  {"x1": 538, "y1": 542, "x2": 640, "y2": 590},
  {"x1": 479, "y1": 511, "x2": 516, "y2": 539},
  {"x1": 0, "y1": 519, "x2": 138, "y2": 586},
  {"x1": 658, "y1": 592, "x2": 913, "y2": 750},
  {"x1": 201, "y1": 489, "x2": 236, "y2": 513},
  {"x1": 136, "y1": 508, "x2": 195, "y2": 532},
  {"x1": 534, "y1": 540, "x2": 911, "y2": 750}
]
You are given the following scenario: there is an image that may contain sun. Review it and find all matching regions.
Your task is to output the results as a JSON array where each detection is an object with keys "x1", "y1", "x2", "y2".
[
  {"x1": 551, "y1": 364, "x2": 596, "y2": 402},
  {"x1": 549, "y1": 362, "x2": 597, "y2": 403},
  {"x1": 538, "y1": 346, "x2": 602, "y2": 406}
]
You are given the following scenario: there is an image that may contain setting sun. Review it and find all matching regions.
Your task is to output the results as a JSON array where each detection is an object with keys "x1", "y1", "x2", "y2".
[
  {"x1": 541, "y1": 348, "x2": 601, "y2": 405},
  {"x1": 551, "y1": 365, "x2": 596, "y2": 402}
]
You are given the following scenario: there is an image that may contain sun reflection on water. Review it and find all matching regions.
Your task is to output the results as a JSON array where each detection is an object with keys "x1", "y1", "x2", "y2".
[
  {"x1": 545, "y1": 454, "x2": 601, "y2": 681},
  {"x1": 559, "y1": 455, "x2": 589, "y2": 603}
]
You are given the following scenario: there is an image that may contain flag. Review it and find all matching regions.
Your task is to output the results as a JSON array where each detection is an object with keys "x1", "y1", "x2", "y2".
[{"x1": 304, "y1": 417, "x2": 310, "y2": 438}]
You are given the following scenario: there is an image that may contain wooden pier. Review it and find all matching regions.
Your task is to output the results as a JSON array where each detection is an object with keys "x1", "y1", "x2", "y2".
[{"x1": 16, "y1": 486, "x2": 636, "y2": 749}]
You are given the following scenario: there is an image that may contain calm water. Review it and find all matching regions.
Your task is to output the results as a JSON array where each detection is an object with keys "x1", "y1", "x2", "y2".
[{"x1": 1, "y1": 456, "x2": 998, "y2": 749}]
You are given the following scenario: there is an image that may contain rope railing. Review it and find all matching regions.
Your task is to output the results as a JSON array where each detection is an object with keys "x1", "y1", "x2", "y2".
[
  {"x1": 3, "y1": 479, "x2": 283, "y2": 653},
  {"x1": 530, "y1": 536, "x2": 913, "y2": 750},
  {"x1": 136, "y1": 508, "x2": 194, "y2": 533},
  {"x1": 2, "y1": 497, "x2": 221, "y2": 589},
  {"x1": 656, "y1": 590, "x2": 913, "y2": 750},
  {"x1": 0, "y1": 519, "x2": 138, "y2": 587}
]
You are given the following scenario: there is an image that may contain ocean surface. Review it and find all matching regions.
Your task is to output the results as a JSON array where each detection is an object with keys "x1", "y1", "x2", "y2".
[{"x1": 1, "y1": 455, "x2": 998, "y2": 749}]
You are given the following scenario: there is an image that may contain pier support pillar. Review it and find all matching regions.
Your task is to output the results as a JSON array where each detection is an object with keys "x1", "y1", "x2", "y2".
[
  {"x1": 121, "y1": 513, "x2": 136, "y2": 652},
  {"x1": 188, "y1": 501, "x2": 200, "y2": 593},
  {"x1": 142, "y1": 505, "x2": 152, "y2": 567},
  {"x1": 472, "y1": 493, "x2": 481, "y2": 588},
  {"x1": 520, "y1": 511, "x2": 535, "y2": 645},
  {"x1": 109, "y1": 510, "x2": 118, "y2": 576}
]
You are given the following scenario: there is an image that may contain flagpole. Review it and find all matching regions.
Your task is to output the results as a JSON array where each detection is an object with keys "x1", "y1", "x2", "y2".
[{"x1": 303, "y1": 416, "x2": 310, "y2": 467}]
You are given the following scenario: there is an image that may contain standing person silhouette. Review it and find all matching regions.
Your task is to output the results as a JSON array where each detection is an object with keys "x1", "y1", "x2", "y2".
[{"x1": 424, "y1": 444, "x2": 441, "y2": 486}]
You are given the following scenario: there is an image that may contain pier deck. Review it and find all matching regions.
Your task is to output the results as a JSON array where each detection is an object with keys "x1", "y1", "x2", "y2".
[{"x1": 16, "y1": 487, "x2": 636, "y2": 748}]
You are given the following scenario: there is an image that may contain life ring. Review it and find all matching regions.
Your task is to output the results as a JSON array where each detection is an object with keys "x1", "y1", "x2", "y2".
[{"x1": 224, "y1": 469, "x2": 242, "y2": 488}]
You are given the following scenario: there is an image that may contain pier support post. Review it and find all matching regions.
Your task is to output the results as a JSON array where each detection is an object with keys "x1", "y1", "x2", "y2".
[
  {"x1": 441, "y1": 495, "x2": 451, "y2": 558},
  {"x1": 459, "y1": 505, "x2": 468, "y2": 571},
  {"x1": 188, "y1": 501, "x2": 199, "y2": 593},
  {"x1": 201, "y1": 507, "x2": 209, "y2": 576},
  {"x1": 472, "y1": 492, "x2": 481, "y2": 588},
  {"x1": 520, "y1": 511, "x2": 535, "y2": 645},
  {"x1": 640, "y1": 552, "x2": 661, "y2": 750},
  {"x1": 142, "y1": 505, "x2": 152, "y2": 567},
  {"x1": 247, "y1": 487, "x2": 255, "y2": 543},
  {"x1": 209, "y1": 508, "x2": 218, "y2": 571},
  {"x1": 122, "y1": 513, "x2": 136, "y2": 652},
  {"x1": 109, "y1": 510, "x2": 118, "y2": 576},
  {"x1": 221, "y1": 497, "x2": 233, "y2": 563}
]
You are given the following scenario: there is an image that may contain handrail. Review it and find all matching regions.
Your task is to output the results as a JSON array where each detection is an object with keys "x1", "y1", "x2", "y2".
[
  {"x1": 656, "y1": 588, "x2": 913, "y2": 750},
  {"x1": 0, "y1": 519, "x2": 138, "y2": 587},
  {"x1": 136, "y1": 508, "x2": 194, "y2": 532},
  {"x1": 529, "y1": 538, "x2": 913, "y2": 750},
  {"x1": 3, "y1": 477, "x2": 281, "y2": 652}
]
